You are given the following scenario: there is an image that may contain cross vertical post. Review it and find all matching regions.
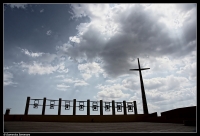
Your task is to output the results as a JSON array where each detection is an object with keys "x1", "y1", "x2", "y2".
[{"x1": 130, "y1": 58, "x2": 149, "y2": 114}]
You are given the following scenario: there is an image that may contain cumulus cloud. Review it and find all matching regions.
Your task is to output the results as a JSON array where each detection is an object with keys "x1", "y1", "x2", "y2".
[
  {"x1": 177, "y1": 62, "x2": 196, "y2": 80},
  {"x1": 147, "y1": 86, "x2": 196, "y2": 114},
  {"x1": 74, "y1": 81, "x2": 89, "y2": 87},
  {"x1": 7, "y1": 3, "x2": 28, "y2": 9},
  {"x1": 57, "y1": 62, "x2": 69, "y2": 73},
  {"x1": 78, "y1": 62, "x2": 106, "y2": 80},
  {"x1": 176, "y1": 51, "x2": 196, "y2": 81},
  {"x1": 122, "y1": 77, "x2": 140, "y2": 91},
  {"x1": 145, "y1": 75, "x2": 191, "y2": 91},
  {"x1": 122, "y1": 74, "x2": 192, "y2": 93},
  {"x1": 4, "y1": 71, "x2": 17, "y2": 86},
  {"x1": 94, "y1": 84, "x2": 130, "y2": 101},
  {"x1": 127, "y1": 75, "x2": 196, "y2": 114},
  {"x1": 21, "y1": 49, "x2": 44, "y2": 57},
  {"x1": 69, "y1": 36, "x2": 80, "y2": 43},
  {"x1": 63, "y1": 78, "x2": 89, "y2": 87},
  {"x1": 39, "y1": 53, "x2": 57, "y2": 63},
  {"x1": 56, "y1": 4, "x2": 196, "y2": 78},
  {"x1": 126, "y1": 53, "x2": 196, "y2": 82},
  {"x1": 17, "y1": 61, "x2": 69, "y2": 75},
  {"x1": 19, "y1": 48, "x2": 57, "y2": 64},
  {"x1": 56, "y1": 84, "x2": 70, "y2": 91},
  {"x1": 19, "y1": 61, "x2": 58, "y2": 75}
]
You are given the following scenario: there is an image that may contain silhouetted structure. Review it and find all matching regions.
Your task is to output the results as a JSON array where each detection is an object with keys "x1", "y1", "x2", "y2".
[
  {"x1": 22, "y1": 97, "x2": 138, "y2": 116},
  {"x1": 130, "y1": 58, "x2": 150, "y2": 114}
]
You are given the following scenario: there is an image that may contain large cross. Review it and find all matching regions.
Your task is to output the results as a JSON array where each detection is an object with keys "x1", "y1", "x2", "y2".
[{"x1": 130, "y1": 58, "x2": 150, "y2": 114}]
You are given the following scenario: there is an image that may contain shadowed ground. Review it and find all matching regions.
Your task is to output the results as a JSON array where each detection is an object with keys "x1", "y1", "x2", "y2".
[{"x1": 4, "y1": 122, "x2": 196, "y2": 132}]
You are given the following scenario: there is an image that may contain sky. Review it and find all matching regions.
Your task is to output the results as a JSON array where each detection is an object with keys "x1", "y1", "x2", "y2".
[{"x1": 3, "y1": 3, "x2": 196, "y2": 116}]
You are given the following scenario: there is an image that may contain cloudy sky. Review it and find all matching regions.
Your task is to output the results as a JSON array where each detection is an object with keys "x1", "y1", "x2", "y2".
[{"x1": 3, "y1": 3, "x2": 196, "y2": 116}]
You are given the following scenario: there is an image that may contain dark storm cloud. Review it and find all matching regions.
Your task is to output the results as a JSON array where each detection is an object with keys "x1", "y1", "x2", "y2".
[
  {"x1": 63, "y1": 4, "x2": 196, "y2": 78},
  {"x1": 65, "y1": 25, "x2": 106, "y2": 62},
  {"x1": 100, "y1": 4, "x2": 196, "y2": 68}
]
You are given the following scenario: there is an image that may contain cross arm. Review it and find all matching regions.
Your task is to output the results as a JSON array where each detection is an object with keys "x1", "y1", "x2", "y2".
[
  {"x1": 141, "y1": 68, "x2": 150, "y2": 70},
  {"x1": 130, "y1": 68, "x2": 150, "y2": 71},
  {"x1": 130, "y1": 69, "x2": 140, "y2": 71}
]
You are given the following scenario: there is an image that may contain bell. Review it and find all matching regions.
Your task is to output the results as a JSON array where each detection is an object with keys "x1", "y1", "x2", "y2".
[
  {"x1": 50, "y1": 104, "x2": 54, "y2": 109},
  {"x1": 65, "y1": 104, "x2": 69, "y2": 110},
  {"x1": 34, "y1": 103, "x2": 38, "y2": 108},
  {"x1": 117, "y1": 106, "x2": 121, "y2": 110}
]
